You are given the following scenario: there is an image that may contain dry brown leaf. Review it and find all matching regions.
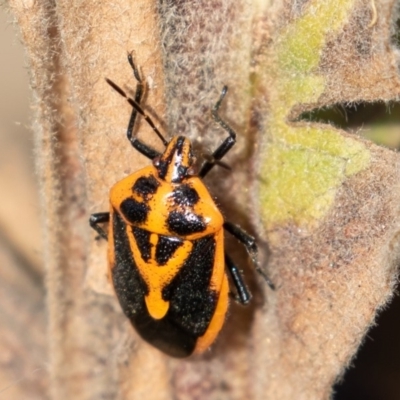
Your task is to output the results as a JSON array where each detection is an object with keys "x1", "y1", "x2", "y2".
[{"x1": 6, "y1": 0, "x2": 400, "y2": 399}]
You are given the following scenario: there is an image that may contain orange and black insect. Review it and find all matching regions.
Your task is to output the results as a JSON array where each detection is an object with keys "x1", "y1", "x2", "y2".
[{"x1": 90, "y1": 54, "x2": 273, "y2": 358}]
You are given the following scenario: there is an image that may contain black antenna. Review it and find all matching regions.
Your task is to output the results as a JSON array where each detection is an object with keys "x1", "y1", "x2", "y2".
[{"x1": 106, "y1": 78, "x2": 168, "y2": 147}]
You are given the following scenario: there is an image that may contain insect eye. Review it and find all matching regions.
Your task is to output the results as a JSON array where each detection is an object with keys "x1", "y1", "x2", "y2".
[
  {"x1": 153, "y1": 156, "x2": 161, "y2": 167},
  {"x1": 177, "y1": 165, "x2": 188, "y2": 178},
  {"x1": 187, "y1": 167, "x2": 195, "y2": 176}
]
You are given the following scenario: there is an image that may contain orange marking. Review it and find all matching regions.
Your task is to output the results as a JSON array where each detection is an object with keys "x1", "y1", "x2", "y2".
[
  {"x1": 194, "y1": 273, "x2": 229, "y2": 354},
  {"x1": 127, "y1": 228, "x2": 193, "y2": 319},
  {"x1": 208, "y1": 229, "x2": 225, "y2": 291}
]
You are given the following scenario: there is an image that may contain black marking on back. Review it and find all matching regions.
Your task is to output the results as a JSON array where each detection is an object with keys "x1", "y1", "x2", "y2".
[
  {"x1": 162, "y1": 235, "x2": 218, "y2": 337},
  {"x1": 112, "y1": 210, "x2": 149, "y2": 304},
  {"x1": 174, "y1": 137, "x2": 189, "y2": 181},
  {"x1": 113, "y1": 212, "x2": 218, "y2": 358},
  {"x1": 132, "y1": 226, "x2": 151, "y2": 261},
  {"x1": 157, "y1": 136, "x2": 188, "y2": 182},
  {"x1": 172, "y1": 184, "x2": 200, "y2": 207},
  {"x1": 120, "y1": 197, "x2": 149, "y2": 224},
  {"x1": 132, "y1": 175, "x2": 159, "y2": 200},
  {"x1": 166, "y1": 210, "x2": 206, "y2": 236},
  {"x1": 157, "y1": 146, "x2": 174, "y2": 181},
  {"x1": 155, "y1": 235, "x2": 184, "y2": 266},
  {"x1": 175, "y1": 136, "x2": 185, "y2": 155}
]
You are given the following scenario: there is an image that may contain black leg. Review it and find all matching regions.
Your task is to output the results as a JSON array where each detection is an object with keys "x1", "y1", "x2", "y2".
[
  {"x1": 225, "y1": 253, "x2": 251, "y2": 305},
  {"x1": 105, "y1": 53, "x2": 167, "y2": 160},
  {"x1": 199, "y1": 86, "x2": 237, "y2": 178},
  {"x1": 224, "y1": 221, "x2": 275, "y2": 290},
  {"x1": 89, "y1": 212, "x2": 110, "y2": 240}
]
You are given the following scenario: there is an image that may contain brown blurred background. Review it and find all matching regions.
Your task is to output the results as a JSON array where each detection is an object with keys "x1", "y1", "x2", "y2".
[
  {"x1": 0, "y1": 9, "x2": 47, "y2": 400},
  {"x1": 1, "y1": 7, "x2": 400, "y2": 400}
]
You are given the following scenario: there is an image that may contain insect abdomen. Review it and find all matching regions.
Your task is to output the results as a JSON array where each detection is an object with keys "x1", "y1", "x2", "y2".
[{"x1": 111, "y1": 211, "x2": 221, "y2": 357}]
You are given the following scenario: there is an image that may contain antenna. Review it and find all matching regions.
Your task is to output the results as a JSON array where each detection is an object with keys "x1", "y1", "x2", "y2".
[{"x1": 106, "y1": 78, "x2": 168, "y2": 147}]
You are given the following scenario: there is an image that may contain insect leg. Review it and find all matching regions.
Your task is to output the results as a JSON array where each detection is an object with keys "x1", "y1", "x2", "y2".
[
  {"x1": 89, "y1": 212, "x2": 110, "y2": 240},
  {"x1": 225, "y1": 253, "x2": 251, "y2": 305},
  {"x1": 224, "y1": 221, "x2": 274, "y2": 290},
  {"x1": 199, "y1": 86, "x2": 237, "y2": 178}
]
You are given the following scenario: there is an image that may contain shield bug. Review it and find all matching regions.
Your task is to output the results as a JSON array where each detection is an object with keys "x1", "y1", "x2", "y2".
[{"x1": 90, "y1": 54, "x2": 273, "y2": 358}]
